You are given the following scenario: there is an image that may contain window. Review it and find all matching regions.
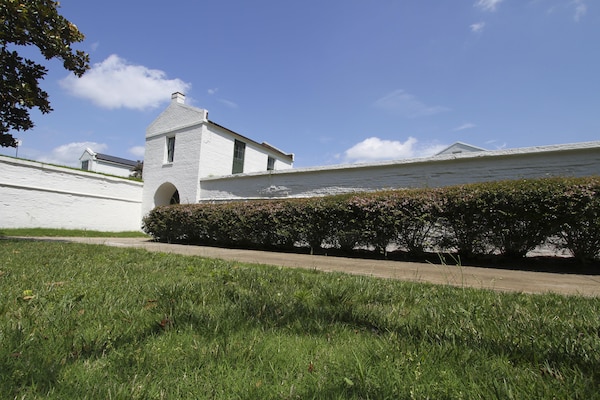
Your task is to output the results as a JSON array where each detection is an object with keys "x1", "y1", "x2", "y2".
[
  {"x1": 166, "y1": 136, "x2": 176, "y2": 163},
  {"x1": 232, "y1": 139, "x2": 245, "y2": 174},
  {"x1": 81, "y1": 160, "x2": 89, "y2": 170},
  {"x1": 267, "y1": 156, "x2": 275, "y2": 171}
]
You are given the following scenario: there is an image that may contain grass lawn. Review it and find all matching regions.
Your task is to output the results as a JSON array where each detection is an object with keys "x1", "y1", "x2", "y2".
[
  {"x1": 1, "y1": 239, "x2": 599, "y2": 399},
  {"x1": 0, "y1": 228, "x2": 148, "y2": 238}
]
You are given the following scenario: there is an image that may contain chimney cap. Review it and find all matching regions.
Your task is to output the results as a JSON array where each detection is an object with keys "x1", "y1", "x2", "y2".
[{"x1": 171, "y1": 92, "x2": 185, "y2": 104}]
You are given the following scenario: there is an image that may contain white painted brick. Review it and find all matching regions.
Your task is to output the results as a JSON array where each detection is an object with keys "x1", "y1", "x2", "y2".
[
  {"x1": 0, "y1": 156, "x2": 143, "y2": 231},
  {"x1": 199, "y1": 142, "x2": 600, "y2": 201},
  {"x1": 142, "y1": 101, "x2": 293, "y2": 216}
]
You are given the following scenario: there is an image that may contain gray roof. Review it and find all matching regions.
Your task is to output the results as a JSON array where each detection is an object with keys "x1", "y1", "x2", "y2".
[
  {"x1": 95, "y1": 153, "x2": 139, "y2": 167},
  {"x1": 208, "y1": 120, "x2": 294, "y2": 161}
]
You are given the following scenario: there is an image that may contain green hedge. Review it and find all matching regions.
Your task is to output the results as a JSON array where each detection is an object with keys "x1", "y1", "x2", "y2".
[{"x1": 142, "y1": 176, "x2": 600, "y2": 262}]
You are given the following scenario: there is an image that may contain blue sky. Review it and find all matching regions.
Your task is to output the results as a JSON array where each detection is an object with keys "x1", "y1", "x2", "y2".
[{"x1": 2, "y1": 0, "x2": 598, "y2": 167}]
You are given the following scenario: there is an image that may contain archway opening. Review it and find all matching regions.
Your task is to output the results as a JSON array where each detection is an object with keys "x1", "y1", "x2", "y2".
[
  {"x1": 154, "y1": 182, "x2": 180, "y2": 208},
  {"x1": 170, "y1": 190, "x2": 180, "y2": 204}
]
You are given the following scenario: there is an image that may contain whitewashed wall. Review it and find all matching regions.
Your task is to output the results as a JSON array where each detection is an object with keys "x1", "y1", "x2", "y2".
[
  {"x1": 200, "y1": 124, "x2": 293, "y2": 177},
  {"x1": 143, "y1": 122, "x2": 295, "y2": 215},
  {"x1": 198, "y1": 125, "x2": 235, "y2": 178},
  {"x1": 142, "y1": 95, "x2": 294, "y2": 216},
  {"x1": 91, "y1": 160, "x2": 134, "y2": 178},
  {"x1": 3, "y1": 141, "x2": 599, "y2": 232},
  {"x1": 0, "y1": 156, "x2": 143, "y2": 231},
  {"x1": 199, "y1": 142, "x2": 600, "y2": 201},
  {"x1": 240, "y1": 137, "x2": 288, "y2": 173},
  {"x1": 143, "y1": 124, "x2": 204, "y2": 216}
]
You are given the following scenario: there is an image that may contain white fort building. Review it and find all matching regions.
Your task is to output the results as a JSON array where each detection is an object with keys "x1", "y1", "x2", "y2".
[
  {"x1": 1, "y1": 92, "x2": 599, "y2": 232},
  {"x1": 142, "y1": 92, "x2": 600, "y2": 217}
]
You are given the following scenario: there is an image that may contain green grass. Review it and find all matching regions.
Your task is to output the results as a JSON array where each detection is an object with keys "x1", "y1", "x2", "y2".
[
  {"x1": 0, "y1": 228, "x2": 148, "y2": 238},
  {"x1": 1, "y1": 239, "x2": 599, "y2": 399}
]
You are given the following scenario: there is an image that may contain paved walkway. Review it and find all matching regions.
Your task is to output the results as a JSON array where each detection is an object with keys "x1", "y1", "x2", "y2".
[{"x1": 21, "y1": 237, "x2": 600, "y2": 297}]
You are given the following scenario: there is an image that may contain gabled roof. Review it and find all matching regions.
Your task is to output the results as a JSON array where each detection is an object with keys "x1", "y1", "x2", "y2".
[
  {"x1": 435, "y1": 142, "x2": 487, "y2": 156},
  {"x1": 146, "y1": 93, "x2": 294, "y2": 162},
  {"x1": 146, "y1": 100, "x2": 207, "y2": 137}
]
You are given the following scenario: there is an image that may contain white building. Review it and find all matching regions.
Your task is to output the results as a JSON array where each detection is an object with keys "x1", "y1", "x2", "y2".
[
  {"x1": 2, "y1": 91, "x2": 599, "y2": 232},
  {"x1": 142, "y1": 92, "x2": 294, "y2": 215},
  {"x1": 79, "y1": 148, "x2": 139, "y2": 178},
  {"x1": 143, "y1": 93, "x2": 600, "y2": 211}
]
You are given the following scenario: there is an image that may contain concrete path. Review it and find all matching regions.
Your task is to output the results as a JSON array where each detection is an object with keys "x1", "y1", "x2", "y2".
[{"x1": 20, "y1": 237, "x2": 600, "y2": 297}]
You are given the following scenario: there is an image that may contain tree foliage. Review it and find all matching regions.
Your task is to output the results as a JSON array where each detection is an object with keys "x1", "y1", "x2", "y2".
[
  {"x1": 0, "y1": 0, "x2": 89, "y2": 147},
  {"x1": 130, "y1": 161, "x2": 143, "y2": 179}
]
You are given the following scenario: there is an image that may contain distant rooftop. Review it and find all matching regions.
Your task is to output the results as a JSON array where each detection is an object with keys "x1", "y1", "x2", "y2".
[
  {"x1": 435, "y1": 142, "x2": 487, "y2": 156},
  {"x1": 95, "y1": 153, "x2": 138, "y2": 167}
]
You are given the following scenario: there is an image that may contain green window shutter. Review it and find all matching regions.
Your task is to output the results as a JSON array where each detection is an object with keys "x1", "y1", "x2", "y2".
[
  {"x1": 167, "y1": 136, "x2": 175, "y2": 163},
  {"x1": 232, "y1": 140, "x2": 245, "y2": 174}
]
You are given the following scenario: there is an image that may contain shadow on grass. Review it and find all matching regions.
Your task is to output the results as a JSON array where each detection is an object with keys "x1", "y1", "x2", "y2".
[{"x1": 155, "y1": 238, "x2": 600, "y2": 276}]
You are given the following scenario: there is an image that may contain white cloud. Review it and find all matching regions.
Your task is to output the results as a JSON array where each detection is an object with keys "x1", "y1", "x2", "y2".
[
  {"x1": 373, "y1": 90, "x2": 450, "y2": 118},
  {"x1": 37, "y1": 142, "x2": 107, "y2": 167},
  {"x1": 485, "y1": 139, "x2": 507, "y2": 149},
  {"x1": 128, "y1": 146, "x2": 145, "y2": 159},
  {"x1": 453, "y1": 122, "x2": 477, "y2": 131},
  {"x1": 60, "y1": 54, "x2": 191, "y2": 110},
  {"x1": 343, "y1": 137, "x2": 447, "y2": 163},
  {"x1": 545, "y1": 1, "x2": 587, "y2": 21},
  {"x1": 470, "y1": 22, "x2": 486, "y2": 33},
  {"x1": 207, "y1": 88, "x2": 238, "y2": 109},
  {"x1": 572, "y1": 0, "x2": 587, "y2": 21},
  {"x1": 474, "y1": 0, "x2": 503, "y2": 12},
  {"x1": 218, "y1": 99, "x2": 239, "y2": 109}
]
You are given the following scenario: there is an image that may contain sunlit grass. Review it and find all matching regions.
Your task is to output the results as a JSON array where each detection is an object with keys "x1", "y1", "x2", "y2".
[{"x1": 1, "y1": 239, "x2": 599, "y2": 398}]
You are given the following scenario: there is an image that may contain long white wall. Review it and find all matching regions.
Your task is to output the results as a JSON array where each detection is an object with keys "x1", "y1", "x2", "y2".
[
  {"x1": 3, "y1": 141, "x2": 599, "y2": 232},
  {"x1": 199, "y1": 142, "x2": 600, "y2": 201},
  {"x1": 0, "y1": 156, "x2": 143, "y2": 231}
]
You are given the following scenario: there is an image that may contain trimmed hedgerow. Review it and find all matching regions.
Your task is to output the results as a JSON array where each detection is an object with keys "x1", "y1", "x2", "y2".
[
  {"x1": 553, "y1": 176, "x2": 600, "y2": 263},
  {"x1": 437, "y1": 183, "x2": 492, "y2": 257},
  {"x1": 438, "y1": 179, "x2": 564, "y2": 258},
  {"x1": 142, "y1": 176, "x2": 600, "y2": 262},
  {"x1": 483, "y1": 179, "x2": 563, "y2": 258}
]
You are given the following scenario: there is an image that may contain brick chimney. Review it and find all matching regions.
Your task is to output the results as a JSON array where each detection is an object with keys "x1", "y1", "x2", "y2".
[{"x1": 171, "y1": 92, "x2": 185, "y2": 104}]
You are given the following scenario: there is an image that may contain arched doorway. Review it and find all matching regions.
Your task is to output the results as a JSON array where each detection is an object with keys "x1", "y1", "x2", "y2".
[{"x1": 154, "y1": 182, "x2": 180, "y2": 207}]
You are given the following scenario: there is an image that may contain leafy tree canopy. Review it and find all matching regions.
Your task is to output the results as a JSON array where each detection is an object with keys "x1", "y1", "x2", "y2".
[{"x1": 0, "y1": 0, "x2": 89, "y2": 147}]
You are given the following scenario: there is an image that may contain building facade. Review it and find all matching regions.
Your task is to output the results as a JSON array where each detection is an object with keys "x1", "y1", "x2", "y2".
[
  {"x1": 79, "y1": 148, "x2": 139, "y2": 178},
  {"x1": 143, "y1": 94, "x2": 600, "y2": 209},
  {"x1": 2, "y1": 91, "x2": 599, "y2": 232},
  {"x1": 141, "y1": 93, "x2": 294, "y2": 215}
]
